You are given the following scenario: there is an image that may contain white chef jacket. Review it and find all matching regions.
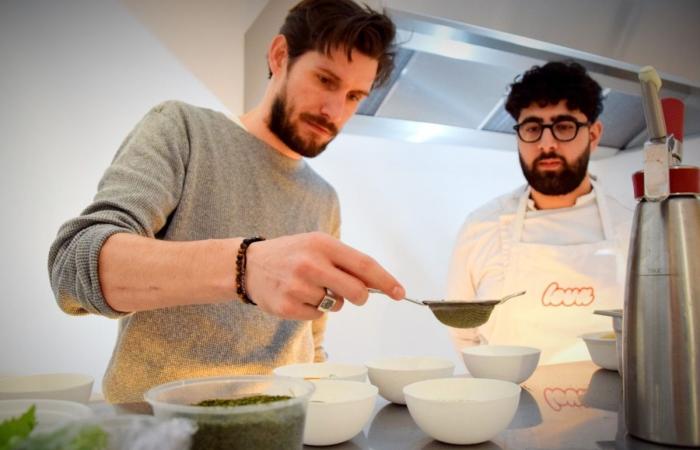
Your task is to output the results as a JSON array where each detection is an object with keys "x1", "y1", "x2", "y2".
[{"x1": 447, "y1": 180, "x2": 633, "y2": 363}]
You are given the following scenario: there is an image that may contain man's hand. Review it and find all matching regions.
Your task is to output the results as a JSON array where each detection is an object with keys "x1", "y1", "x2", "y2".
[{"x1": 244, "y1": 232, "x2": 405, "y2": 320}]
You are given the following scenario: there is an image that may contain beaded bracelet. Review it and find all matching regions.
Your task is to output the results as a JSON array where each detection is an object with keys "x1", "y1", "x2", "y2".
[{"x1": 235, "y1": 236, "x2": 265, "y2": 305}]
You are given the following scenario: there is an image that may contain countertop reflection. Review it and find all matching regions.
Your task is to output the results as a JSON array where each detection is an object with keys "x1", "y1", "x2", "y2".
[{"x1": 97, "y1": 362, "x2": 691, "y2": 449}]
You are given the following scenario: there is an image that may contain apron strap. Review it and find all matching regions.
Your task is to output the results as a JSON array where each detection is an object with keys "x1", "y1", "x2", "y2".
[
  {"x1": 590, "y1": 178, "x2": 615, "y2": 241},
  {"x1": 512, "y1": 186, "x2": 530, "y2": 243}
]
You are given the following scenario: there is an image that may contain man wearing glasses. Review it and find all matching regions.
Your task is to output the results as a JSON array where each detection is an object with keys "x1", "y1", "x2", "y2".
[{"x1": 447, "y1": 61, "x2": 632, "y2": 364}]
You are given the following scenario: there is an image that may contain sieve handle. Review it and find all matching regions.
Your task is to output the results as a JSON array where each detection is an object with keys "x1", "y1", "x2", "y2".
[{"x1": 367, "y1": 288, "x2": 425, "y2": 306}]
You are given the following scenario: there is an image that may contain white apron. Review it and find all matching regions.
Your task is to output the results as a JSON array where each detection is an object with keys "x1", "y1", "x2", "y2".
[{"x1": 479, "y1": 181, "x2": 622, "y2": 364}]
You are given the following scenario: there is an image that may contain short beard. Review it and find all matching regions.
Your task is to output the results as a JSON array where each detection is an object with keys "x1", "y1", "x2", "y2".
[
  {"x1": 519, "y1": 144, "x2": 590, "y2": 196},
  {"x1": 268, "y1": 91, "x2": 337, "y2": 158}
]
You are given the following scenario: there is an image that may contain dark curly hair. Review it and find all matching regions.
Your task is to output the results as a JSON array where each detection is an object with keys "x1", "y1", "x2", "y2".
[
  {"x1": 276, "y1": 0, "x2": 396, "y2": 89},
  {"x1": 505, "y1": 61, "x2": 603, "y2": 123}
]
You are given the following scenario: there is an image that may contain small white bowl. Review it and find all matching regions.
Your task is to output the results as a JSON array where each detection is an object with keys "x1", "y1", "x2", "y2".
[
  {"x1": 593, "y1": 309, "x2": 623, "y2": 373},
  {"x1": 461, "y1": 345, "x2": 540, "y2": 384},
  {"x1": 0, "y1": 399, "x2": 93, "y2": 432},
  {"x1": 0, "y1": 373, "x2": 94, "y2": 403},
  {"x1": 365, "y1": 356, "x2": 454, "y2": 404},
  {"x1": 404, "y1": 377, "x2": 520, "y2": 445},
  {"x1": 581, "y1": 331, "x2": 618, "y2": 371},
  {"x1": 303, "y1": 380, "x2": 377, "y2": 446},
  {"x1": 273, "y1": 362, "x2": 367, "y2": 382}
]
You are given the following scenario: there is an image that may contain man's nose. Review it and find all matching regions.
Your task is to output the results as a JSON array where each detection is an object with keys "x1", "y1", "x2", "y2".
[
  {"x1": 319, "y1": 92, "x2": 345, "y2": 123},
  {"x1": 538, "y1": 127, "x2": 558, "y2": 151}
]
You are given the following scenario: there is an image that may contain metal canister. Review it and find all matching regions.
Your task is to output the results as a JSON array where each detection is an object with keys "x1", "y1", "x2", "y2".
[
  {"x1": 625, "y1": 69, "x2": 700, "y2": 446},
  {"x1": 624, "y1": 167, "x2": 700, "y2": 446}
]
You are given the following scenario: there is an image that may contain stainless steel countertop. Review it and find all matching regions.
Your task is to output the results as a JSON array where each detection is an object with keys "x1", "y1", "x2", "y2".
[
  {"x1": 93, "y1": 361, "x2": 692, "y2": 449},
  {"x1": 306, "y1": 361, "x2": 689, "y2": 450}
]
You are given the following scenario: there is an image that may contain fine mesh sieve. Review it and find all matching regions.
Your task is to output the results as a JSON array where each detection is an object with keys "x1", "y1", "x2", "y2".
[
  {"x1": 368, "y1": 289, "x2": 526, "y2": 328},
  {"x1": 423, "y1": 300, "x2": 500, "y2": 328}
]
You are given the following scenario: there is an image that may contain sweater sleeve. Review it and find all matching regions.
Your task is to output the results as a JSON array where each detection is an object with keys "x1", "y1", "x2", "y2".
[{"x1": 47, "y1": 102, "x2": 190, "y2": 318}]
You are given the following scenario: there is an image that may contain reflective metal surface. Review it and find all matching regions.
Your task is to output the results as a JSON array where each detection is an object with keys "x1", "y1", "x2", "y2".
[
  {"x1": 351, "y1": 7, "x2": 700, "y2": 150},
  {"x1": 95, "y1": 361, "x2": 699, "y2": 449},
  {"x1": 352, "y1": 362, "x2": 694, "y2": 449},
  {"x1": 624, "y1": 196, "x2": 700, "y2": 447}
]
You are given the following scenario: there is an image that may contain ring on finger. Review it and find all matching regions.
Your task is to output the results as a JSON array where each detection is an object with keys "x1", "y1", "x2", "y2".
[{"x1": 317, "y1": 288, "x2": 337, "y2": 312}]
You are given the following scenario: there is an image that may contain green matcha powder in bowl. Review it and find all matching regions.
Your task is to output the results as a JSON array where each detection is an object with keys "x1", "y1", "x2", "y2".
[{"x1": 144, "y1": 375, "x2": 314, "y2": 450}]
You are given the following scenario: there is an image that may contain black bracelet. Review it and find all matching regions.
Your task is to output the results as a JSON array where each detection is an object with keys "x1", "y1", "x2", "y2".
[{"x1": 235, "y1": 236, "x2": 265, "y2": 305}]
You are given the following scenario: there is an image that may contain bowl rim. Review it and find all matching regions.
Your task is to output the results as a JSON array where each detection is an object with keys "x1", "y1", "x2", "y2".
[
  {"x1": 308, "y1": 379, "x2": 378, "y2": 404},
  {"x1": 364, "y1": 356, "x2": 455, "y2": 371},
  {"x1": 580, "y1": 331, "x2": 617, "y2": 342},
  {"x1": 272, "y1": 362, "x2": 368, "y2": 377},
  {"x1": 460, "y1": 345, "x2": 541, "y2": 357},
  {"x1": 0, "y1": 398, "x2": 93, "y2": 417},
  {"x1": 0, "y1": 373, "x2": 94, "y2": 393},
  {"x1": 144, "y1": 375, "x2": 315, "y2": 415},
  {"x1": 403, "y1": 377, "x2": 521, "y2": 403}
]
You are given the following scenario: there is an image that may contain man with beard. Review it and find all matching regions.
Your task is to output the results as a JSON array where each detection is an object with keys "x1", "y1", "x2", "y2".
[
  {"x1": 447, "y1": 61, "x2": 632, "y2": 364},
  {"x1": 48, "y1": 0, "x2": 405, "y2": 403}
]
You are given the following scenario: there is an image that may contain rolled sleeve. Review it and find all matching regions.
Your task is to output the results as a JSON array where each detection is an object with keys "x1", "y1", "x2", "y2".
[{"x1": 47, "y1": 101, "x2": 190, "y2": 318}]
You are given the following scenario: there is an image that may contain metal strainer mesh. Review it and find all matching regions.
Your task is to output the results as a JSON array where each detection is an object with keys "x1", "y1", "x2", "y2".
[{"x1": 423, "y1": 301, "x2": 499, "y2": 328}]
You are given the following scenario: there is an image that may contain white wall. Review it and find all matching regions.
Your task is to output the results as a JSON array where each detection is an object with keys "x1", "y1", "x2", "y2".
[
  {"x1": 0, "y1": 0, "x2": 226, "y2": 388},
  {"x1": 2, "y1": 0, "x2": 699, "y2": 394},
  {"x1": 120, "y1": 0, "x2": 266, "y2": 115},
  {"x1": 309, "y1": 137, "x2": 524, "y2": 368}
]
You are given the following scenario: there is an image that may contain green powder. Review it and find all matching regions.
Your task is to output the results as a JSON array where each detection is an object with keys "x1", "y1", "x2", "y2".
[
  {"x1": 190, "y1": 395, "x2": 305, "y2": 450},
  {"x1": 430, "y1": 304, "x2": 495, "y2": 328},
  {"x1": 196, "y1": 395, "x2": 291, "y2": 407}
]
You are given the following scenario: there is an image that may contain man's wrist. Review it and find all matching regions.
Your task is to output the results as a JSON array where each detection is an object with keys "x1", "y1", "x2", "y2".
[{"x1": 235, "y1": 236, "x2": 265, "y2": 304}]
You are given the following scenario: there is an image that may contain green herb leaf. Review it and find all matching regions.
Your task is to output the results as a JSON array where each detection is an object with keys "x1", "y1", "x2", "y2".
[
  {"x1": 10, "y1": 424, "x2": 108, "y2": 450},
  {"x1": 0, "y1": 405, "x2": 36, "y2": 450},
  {"x1": 66, "y1": 426, "x2": 108, "y2": 450}
]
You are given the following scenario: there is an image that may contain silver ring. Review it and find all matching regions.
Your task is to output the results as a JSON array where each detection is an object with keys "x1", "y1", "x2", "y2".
[{"x1": 317, "y1": 288, "x2": 337, "y2": 312}]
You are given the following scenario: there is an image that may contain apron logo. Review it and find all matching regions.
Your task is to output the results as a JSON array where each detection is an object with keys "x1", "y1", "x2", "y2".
[
  {"x1": 543, "y1": 387, "x2": 587, "y2": 411},
  {"x1": 541, "y1": 282, "x2": 595, "y2": 307}
]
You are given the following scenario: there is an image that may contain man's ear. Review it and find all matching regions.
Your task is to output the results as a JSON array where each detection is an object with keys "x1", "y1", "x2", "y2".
[
  {"x1": 589, "y1": 120, "x2": 603, "y2": 152},
  {"x1": 268, "y1": 35, "x2": 288, "y2": 78}
]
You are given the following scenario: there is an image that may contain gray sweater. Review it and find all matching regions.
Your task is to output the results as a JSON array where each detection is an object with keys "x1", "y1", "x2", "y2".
[{"x1": 48, "y1": 101, "x2": 340, "y2": 403}]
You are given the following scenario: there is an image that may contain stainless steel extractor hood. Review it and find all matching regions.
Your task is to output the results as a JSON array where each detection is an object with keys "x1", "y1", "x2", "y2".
[{"x1": 345, "y1": 4, "x2": 700, "y2": 155}]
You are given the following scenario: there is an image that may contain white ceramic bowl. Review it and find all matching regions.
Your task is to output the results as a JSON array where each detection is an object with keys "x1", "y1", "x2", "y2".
[
  {"x1": 365, "y1": 356, "x2": 454, "y2": 405},
  {"x1": 594, "y1": 309, "x2": 623, "y2": 373},
  {"x1": 581, "y1": 331, "x2": 618, "y2": 371},
  {"x1": 461, "y1": 345, "x2": 540, "y2": 384},
  {"x1": 0, "y1": 373, "x2": 94, "y2": 403},
  {"x1": 0, "y1": 399, "x2": 93, "y2": 432},
  {"x1": 273, "y1": 362, "x2": 367, "y2": 382},
  {"x1": 303, "y1": 380, "x2": 377, "y2": 446},
  {"x1": 404, "y1": 377, "x2": 520, "y2": 445}
]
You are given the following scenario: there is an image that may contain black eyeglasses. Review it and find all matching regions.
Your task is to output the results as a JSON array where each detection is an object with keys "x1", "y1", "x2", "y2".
[{"x1": 513, "y1": 119, "x2": 590, "y2": 143}]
